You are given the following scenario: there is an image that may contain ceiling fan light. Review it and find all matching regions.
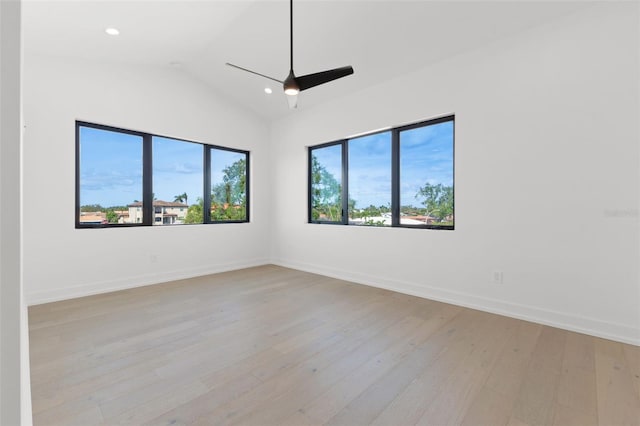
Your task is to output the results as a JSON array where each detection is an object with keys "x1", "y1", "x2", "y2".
[{"x1": 283, "y1": 70, "x2": 300, "y2": 96}]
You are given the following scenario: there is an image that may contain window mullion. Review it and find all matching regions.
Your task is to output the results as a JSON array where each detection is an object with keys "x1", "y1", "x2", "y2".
[
  {"x1": 391, "y1": 129, "x2": 400, "y2": 227},
  {"x1": 342, "y1": 141, "x2": 349, "y2": 225},
  {"x1": 203, "y1": 146, "x2": 211, "y2": 223},
  {"x1": 142, "y1": 134, "x2": 153, "y2": 226}
]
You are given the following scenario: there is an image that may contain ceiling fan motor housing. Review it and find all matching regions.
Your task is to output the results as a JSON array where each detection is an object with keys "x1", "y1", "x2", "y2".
[{"x1": 283, "y1": 70, "x2": 300, "y2": 95}]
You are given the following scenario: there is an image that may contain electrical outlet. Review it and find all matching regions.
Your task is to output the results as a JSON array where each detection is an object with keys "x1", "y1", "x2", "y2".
[{"x1": 492, "y1": 270, "x2": 503, "y2": 285}]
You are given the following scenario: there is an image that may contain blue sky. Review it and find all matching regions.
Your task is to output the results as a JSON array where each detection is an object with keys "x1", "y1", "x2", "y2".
[
  {"x1": 313, "y1": 121, "x2": 454, "y2": 209},
  {"x1": 400, "y1": 121, "x2": 454, "y2": 208},
  {"x1": 79, "y1": 127, "x2": 144, "y2": 207},
  {"x1": 79, "y1": 127, "x2": 242, "y2": 207},
  {"x1": 153, "y1": 137, "x2": 203, "y2": 206},
  {"x1": 349, "y1": 132, "x2": 391, "y2": 209}
]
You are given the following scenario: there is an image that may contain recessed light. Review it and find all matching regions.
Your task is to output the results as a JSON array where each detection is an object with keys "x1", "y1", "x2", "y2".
[
  {"x1": 264, "y1": 87, "x2": 273, "y2": 94},
  {"x1": 105, "y1": 28, "x2": 120, "y2": 36}
]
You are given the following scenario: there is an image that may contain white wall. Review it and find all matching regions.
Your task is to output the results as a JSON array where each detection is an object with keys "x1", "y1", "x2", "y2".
[
  {"x1": 1, "y1": 0, "x2": 31, "y2": 424},
  {"x1": 270, "y1": 3, "x2": 640, "y2": 345},
  {"x1": 23, "y1": 55, "x2": 271, "y2": 304}
]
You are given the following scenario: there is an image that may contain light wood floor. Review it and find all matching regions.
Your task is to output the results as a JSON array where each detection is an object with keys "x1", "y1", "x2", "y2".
[{"x1": 29, "y1": 265, "x2": 639, "y2": 426}]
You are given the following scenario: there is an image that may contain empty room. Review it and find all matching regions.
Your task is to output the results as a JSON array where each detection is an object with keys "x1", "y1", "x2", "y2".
[{"x1": 1, "y1": 0, "x2": 639, "y2": 425}]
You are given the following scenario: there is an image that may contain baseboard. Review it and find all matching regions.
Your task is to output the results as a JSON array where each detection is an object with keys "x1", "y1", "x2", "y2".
[
  {"x1": 271, "y1": 258, "x2": 640, "y2": 346},
  {"x1": 26, "y1": 258, "x2": 271, "y2": 306}
]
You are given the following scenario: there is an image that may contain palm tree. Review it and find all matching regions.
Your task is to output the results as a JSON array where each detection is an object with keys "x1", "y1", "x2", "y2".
[{"x1": 174, "y1": 192, "x2": 188, "y2": 205}]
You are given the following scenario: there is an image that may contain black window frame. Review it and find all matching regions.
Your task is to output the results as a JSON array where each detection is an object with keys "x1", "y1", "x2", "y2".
[
  {"x1": 75, "y1": 121, "x2": 250, "y2": 228},
  {"x1": 307, "y1": 140, "x2": 347, "y2": 225},
  {"x1": 207, "y1": 145, "x2": 251, "y2": 224},
  {"x1": 308, "y1": 115, "x2": 455, "y2": 230}
]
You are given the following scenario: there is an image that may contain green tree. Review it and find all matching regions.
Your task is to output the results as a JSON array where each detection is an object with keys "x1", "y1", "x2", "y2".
[
  {"x1": 211, "y1": 204, "x2": 245, "y2": 221},
  {"x1": 311, "y1": 155, "x2": 341, "y2": 221},
  {"x1": 416, "y1": 183, "x2": 453, "y2": 222},
  {"x1": 347, "y1": 197, "x2": 357, "y2": 219},
  {"x1": 362, "y1": 204, "x2": 381, "y2": 219},
  {"x1": 211, "y1": 158, "x2": 247, "y2": 221},
  {"x1": 106, "y1": 210, "x2": 118, "y2": 223},
  {"x1": 183, "y1": 197, "x2": 204, "y2": 224},
  {"x1": 174, "y1": 192, "x2": 188, "y2": 205},
  {"x1": 80, "y1": 204, "x2": 103, "y2": 212}
]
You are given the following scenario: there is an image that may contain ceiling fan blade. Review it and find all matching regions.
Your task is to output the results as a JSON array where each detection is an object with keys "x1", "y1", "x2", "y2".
[
  {"x1": 296, "y1": 66, "x2": 354, "y2": 91},
  {"x1": 286, "y1": 93, "x2": 298, "y2": 109},
  {"x1": 225, "y1": 63, "x2": 283, "y2": 84}
]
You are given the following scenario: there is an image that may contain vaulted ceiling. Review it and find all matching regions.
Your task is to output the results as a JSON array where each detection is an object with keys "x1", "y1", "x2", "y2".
[{"x1": 23, "y1": 0, "x2": 590, "y2": 121}]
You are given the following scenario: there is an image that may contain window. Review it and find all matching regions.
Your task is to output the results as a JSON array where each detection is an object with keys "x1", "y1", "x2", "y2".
[
  {"x1": 76, "y1": 122, "x2": 250, "y2": 228},
  {"x1": 309, "y1": 143, "x2": 343, "y2": 223},
  {"x1": 399, "y1": 120, "x2": 454, "y2": 227},
  {"x1": 153, "y1": 136, "x2": 203, "y2": 225},
  {"x1": 210, "y1": 148, "x2": 249, "y2": 222},
  {"x1": 76, "y1": 125, "x2": 144, "y2": 226},
  {"x1": 348, "y1": 132, "x2": 392, "y2": 226},
  {"x1": 308, "y1": 115, "x2": 454, "y2": 230}
]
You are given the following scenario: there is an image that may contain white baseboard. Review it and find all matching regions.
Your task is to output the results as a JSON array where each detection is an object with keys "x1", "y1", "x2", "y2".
[
  {"x1": 26, "y1": 258, "x2": 270, "y2": 306},
  {"x1": 271, "y1": 258, "x2": 640, "y2": 347}
]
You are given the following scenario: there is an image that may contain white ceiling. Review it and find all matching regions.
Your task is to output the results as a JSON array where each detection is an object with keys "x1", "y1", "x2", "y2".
[{"x1": 23, "y1": 0, "x2": 590, "y2": 121}]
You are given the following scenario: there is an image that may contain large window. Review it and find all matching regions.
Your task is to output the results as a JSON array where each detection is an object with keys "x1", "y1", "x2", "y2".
[
  {"x1": 76, "y1": 122, "x2": 249, "y2": 228},
  {"x1": 308, "y1": 115, "x2": 454, "y2": 230}
]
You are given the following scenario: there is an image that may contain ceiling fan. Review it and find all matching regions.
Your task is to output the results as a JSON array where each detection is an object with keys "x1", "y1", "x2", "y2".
[{"x1": 226, "y1": 0, "x2": 354, "y2": 109}]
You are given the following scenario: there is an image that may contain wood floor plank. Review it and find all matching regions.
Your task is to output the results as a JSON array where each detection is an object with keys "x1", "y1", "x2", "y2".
[
  {"x1": 556, "y1": 332, "x2": 598, "y2": 421},
  {"x1": 484, "y1": 320, "x2": 542, "y2": 398},
  {"x1": 193, "y1": 314, "x2": 431, "y2": 425},
  {"x1": 413, "y1": 314, "x2": 518, "y2": 425},
  {"x1": 103, "y1": 379, "x2": 209, "y2": 425},
  {"x1": 288, "y1": 304, "x2": 462, "y2": 426},
  {"x1": 28, "y1": 265, "x2": 640, "y2": 426},
  {"x1": 336, "y1": 309, "x2": 505, "y2": 426},
  {"x1": 509, "y1": 326, "x2": 567, "y2": 426},
  {"x1": 460, "y1": 386, "x2": 515, "y2": 426},
  {"x1": 552, "y1": 402, "x2": 598, "y2": 426},
  {"x1": 594, "y1": 337, "x2": 640, "y2": 425},
  {"x1": 144, "y1": 374, "x2": 263, "y2": 426},
  {"x1": 459, "y1": 320, "x2": 542, "y2": 426},
  {"x1": 237, "y1": 301, "x2": 461, "y2": 426},
  {"x1": 32, "y1": 393, "x2": 104, "y2": 426},
  {"x1": 232, "y1": 315, "x2": 432, "y2": 426},
  {"x1": 623, "y1": 343, "x2": 640, "y2": 401},
  {"x1": 365, "y1": 309, "x2": 494, "y2": 426},
  {"x1": 146, "y1": 292, "x2": 415, "y2": 425}
]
